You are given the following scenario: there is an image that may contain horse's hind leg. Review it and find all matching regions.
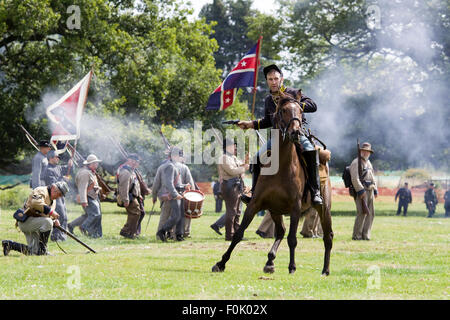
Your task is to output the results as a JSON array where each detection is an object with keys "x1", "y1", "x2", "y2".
[
  {"x1": 263, "y1": 213, "x2": 285, "y2": 274},
  {"x1": 212, "y1": 202, "x2": 259, "y2": 272},
  {"x1": 287, "y1": 205, "x2": 302, "y2": 274}
]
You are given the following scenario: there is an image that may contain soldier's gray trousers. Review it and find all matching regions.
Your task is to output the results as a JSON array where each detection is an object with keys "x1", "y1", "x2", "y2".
[
  {"x1": 51, "y1": 197, "x2": 67, "y2": 241},
  {"x1": 18, "y1": 217, "x2": 53, "y2": 255},
  {"x1": 70, "y1": 197, "x2": 102, "y2": 238},
  {"x1": 161, "y1": 199, "x2": 184, "y2": 236},
  {"x1": 352, "y1": 189, "x2": 375, "y2": 240}
]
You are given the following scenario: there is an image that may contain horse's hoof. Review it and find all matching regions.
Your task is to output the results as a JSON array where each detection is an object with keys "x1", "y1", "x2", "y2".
[
  {"x1": 212, "y1": 263, "x2": 224, "y2": 272},
  {"x1": 321, "y1": 270, "x2": 330, "y2": 276},
  {"x1": 263, "y1": 265, "x2": 275, "y2": 274},
  {"x1": 289, "y1": 269, "x2": 296, "y2": 274}
]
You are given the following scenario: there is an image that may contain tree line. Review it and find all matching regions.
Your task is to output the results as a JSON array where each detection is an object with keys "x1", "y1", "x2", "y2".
[{"x1": 1, "y1": 0, "x2": 448, "y2": 179}]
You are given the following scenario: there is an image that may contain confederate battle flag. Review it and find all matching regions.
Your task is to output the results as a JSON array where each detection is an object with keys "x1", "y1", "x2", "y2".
[
  {"x1": 206, "y1": 37, "x2": 261, "y2": 111},
  {"x1": 46, "y1": 70, "x2": 93, "y2": 153}
]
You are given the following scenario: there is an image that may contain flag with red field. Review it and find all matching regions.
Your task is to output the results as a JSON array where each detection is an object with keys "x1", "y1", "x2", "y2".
[
  {"x1": 206, "y1": 37, "x2": 261, "y2": 111},
  {"x1": 46, "y1": 70, "x2": 93, "y2": 152}
]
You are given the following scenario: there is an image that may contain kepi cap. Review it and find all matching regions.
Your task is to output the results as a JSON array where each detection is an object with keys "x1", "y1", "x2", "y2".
[
  {"x1": 54, "y1": 181, "x2": 69, "y2": 196},
  {"x1": 47, "y1": 150, "x2": 59, "y2": 159},
  {"x1": 263, "y1": 64, "x2": 283, "y2": 79},
  {"x1": 39, "y1": 140, "x2": 52, "y2": 148},
  {"x1": 127, "y1": 153, "x2": 141, "y2": 162}
]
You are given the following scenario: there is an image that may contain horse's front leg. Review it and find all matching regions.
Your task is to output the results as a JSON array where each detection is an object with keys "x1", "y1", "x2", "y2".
[
  {"x1": 287, "y1": 202, "x2": 302, "y2": 274},
  {"x1": 316, "y1": 202, "x2": 333, "y2": 276},
  {"x1": 212, "y1": 201, "x2": 259, "y2": 272},
  {"x1": 263, "y1": 213, "x2": 285, "y2": 274}
]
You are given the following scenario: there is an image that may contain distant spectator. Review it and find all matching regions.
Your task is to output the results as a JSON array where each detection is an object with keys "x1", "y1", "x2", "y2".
[
  {"x1": 424, "y1": 183, "x2": 438, "y2": 218},
  {"x1": 444, "y1": 187, "x2": 450, "y2": 218},
  {"x1": 395, "y1": 182, "x2": 412, "y2": 216}
]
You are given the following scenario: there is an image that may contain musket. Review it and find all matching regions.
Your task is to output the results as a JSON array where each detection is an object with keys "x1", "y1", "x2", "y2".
[
  {"x1": 159, "y1": 129, "x2": 171, "y2": 151},
  {"x1": 18, "y1": 124, "x2": 39, "y2": 151},
  {"x1": 357, "y1": 139, "x2": 370, "y2": 215},
  {"x1": 144, "y1": 201, "x2": 156, "y2": 233},
  {"x1": 54, "y1": 225, "x2": 96, "y2": 253}
]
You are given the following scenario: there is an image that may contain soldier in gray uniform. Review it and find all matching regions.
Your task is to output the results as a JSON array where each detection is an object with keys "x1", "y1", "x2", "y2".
[
  {"x1": 31, "y1": 140, "x2": 52, "y2": 188},
  {"x1": 155, "y1": 147, "x2": 186, "y2": 242},
  {"x1": 43, "y1": 150, "x2": 72, "y2": 241},
  {"x1": 68, "y1": 154, "x2": 103, "y2": 238},
  {"x1": 153, "y1": 149, "x2": 193, "y2": 240},
  {"x1": 176, "y1": 157, "x2": 195, "y2": 238}
]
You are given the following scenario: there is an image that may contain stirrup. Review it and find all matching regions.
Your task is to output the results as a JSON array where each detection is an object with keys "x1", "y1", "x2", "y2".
[
  {"x1": 240, "y1": 194, "x2": 252, "y2": 205},
  {"x1": 312, "y1": 191, "x2": 323, "y2": 205}
]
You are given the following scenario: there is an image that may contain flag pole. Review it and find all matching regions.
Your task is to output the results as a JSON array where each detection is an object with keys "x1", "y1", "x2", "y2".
[{"x1": 251, "y1": 36, "x2": 263, "y2": 120}]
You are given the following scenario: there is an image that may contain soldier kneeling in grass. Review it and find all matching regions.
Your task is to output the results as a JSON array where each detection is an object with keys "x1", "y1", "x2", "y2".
[{"x1": 2, "y1": 181, "x2": 69, "y2": 256}]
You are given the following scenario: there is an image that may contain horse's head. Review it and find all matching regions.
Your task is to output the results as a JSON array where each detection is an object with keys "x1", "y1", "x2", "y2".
[{"x1": 274, "y1": 90, "x2": 303, "y2": 143}]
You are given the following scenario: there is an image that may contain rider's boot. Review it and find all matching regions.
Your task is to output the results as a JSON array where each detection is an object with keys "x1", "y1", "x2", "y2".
[{"x1": 303, "y1": 150, "x2": 323, "y2": 205}]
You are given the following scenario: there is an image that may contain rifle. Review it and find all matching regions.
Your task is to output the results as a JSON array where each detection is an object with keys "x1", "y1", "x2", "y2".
[
  {"x1": 159, "y1": 129, "x2": 172, "y2": 151},
  {"x1": 54, "y1": 225, "x2": 97, "y2": 253},
  {"x1": 144, "y1": 201, "x2": 156, "y2": 233},
  {"x1": 357, "y1": 139, "x2": 370, "y2": 215},
  {"x1": 18, "y1": 124, "x2": 39, "y2": 151}
]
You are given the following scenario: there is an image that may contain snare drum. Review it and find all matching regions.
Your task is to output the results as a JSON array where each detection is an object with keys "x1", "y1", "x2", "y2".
[{"x1": 183, "y1": 190, "x2": 205, "y2": 219}]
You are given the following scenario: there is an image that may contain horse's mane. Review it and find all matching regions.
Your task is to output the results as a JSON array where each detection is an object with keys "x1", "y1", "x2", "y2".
[{"x1": 275, "y1": 90, "x2": 302, "y2": 113}]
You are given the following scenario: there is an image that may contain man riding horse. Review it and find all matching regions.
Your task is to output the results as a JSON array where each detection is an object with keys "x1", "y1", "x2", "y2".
[{"x1": 238, "y1": 64, "x2": 322, "y2": 205}]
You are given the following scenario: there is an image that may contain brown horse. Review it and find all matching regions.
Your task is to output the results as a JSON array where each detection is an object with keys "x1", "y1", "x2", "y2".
[{"x1": 212, "y1": 92, "x2": 334, "y2": 276}]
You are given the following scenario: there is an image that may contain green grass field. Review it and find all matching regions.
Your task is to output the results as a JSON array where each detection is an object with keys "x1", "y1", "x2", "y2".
[{"x1": 0, "y1": 190, "x2": 448, "y2": 300}]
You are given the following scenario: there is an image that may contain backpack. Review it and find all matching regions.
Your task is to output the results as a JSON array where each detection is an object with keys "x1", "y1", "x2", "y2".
[
  {"x1": 342, "y1": 166, "x2": 356, "y2": 198},
  {"x1": 342, "y1": 166, "x2": 352, "y2": 188}
]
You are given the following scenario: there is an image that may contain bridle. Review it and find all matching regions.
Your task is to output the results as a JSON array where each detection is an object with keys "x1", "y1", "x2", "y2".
[{"x1": 275, "y1": 99, "x2": 303, "y2": 142}]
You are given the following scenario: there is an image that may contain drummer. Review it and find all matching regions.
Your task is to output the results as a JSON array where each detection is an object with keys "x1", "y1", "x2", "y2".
[
  {"x1": 218, "y1": 138, "x2": 249, "y2": 241},
  {"x1": 176, "y1": 151, "x2": 195, "y2": 238},
  {"x1": 155, "y1": 147, "x2": 191, "y2": 242}
]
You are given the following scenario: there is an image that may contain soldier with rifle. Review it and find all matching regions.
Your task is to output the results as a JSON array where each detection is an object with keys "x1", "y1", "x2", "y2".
[
  {"x1": 31, "y1": 140, "x2": 52, "y2": 189},
  {"x1": 155, "y1": 147, "x2": 188, "y2": 242},
  {"x1": 116, "y1": 153, "x2": 144, "y2": 239},
  {"x1": 43, "y1": 150, "x2": 73, "y2": 241},
  {"x1": 349, "y1": 142, "x2": 378, "y2": 240},
  {"x1": 2, "y1": 181, "x2": 69, "y2": 256}
]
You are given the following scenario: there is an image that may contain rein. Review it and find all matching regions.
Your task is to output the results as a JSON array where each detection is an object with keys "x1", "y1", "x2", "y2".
[{"x1": 275, "y1": 100, "x2": 303, "y2": 141}]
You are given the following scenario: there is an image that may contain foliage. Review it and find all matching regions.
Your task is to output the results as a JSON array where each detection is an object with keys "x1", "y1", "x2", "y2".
[
  {"x1": 403, "y1": 168, "x2": 431, "y2": 180},
  {"x1": 0, "y1": 184, "x2": 30, "y2": 208},
  {"x1": 0, "y1": 0, "x2": 222, "y2": 171}
]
